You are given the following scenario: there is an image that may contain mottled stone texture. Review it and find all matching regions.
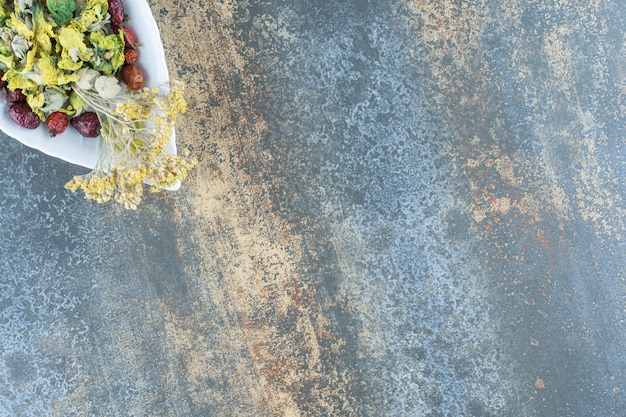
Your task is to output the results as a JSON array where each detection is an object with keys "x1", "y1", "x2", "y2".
[{"x1": 0, "y1": 0, "x2": 624, "y2": 416}]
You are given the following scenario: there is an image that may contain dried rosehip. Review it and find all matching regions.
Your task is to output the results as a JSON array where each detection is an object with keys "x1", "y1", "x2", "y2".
[
  {"x1": 71, "y1": 112, "x2": 101, "y2": 137},
  {"x1": 5, "y1": 88, "x2": 26, "y2": 103},
  {"x1": 124, "y1": 48, "x2": 139, "y2": 64},
  {"x1": 109, "y1": 0, "x2": 125, "y2": 30},
  {"x1": 46, "y1": 111, "x2": 69, "y2": 137},
  {"x1": 9, "y1": 102, "x2": 41, "y2": 129},
  {"x1": 121, "y1": 64, "x2": 144, "y2": 90},
  {"x1": 122, "y1": 26, "x2": 139, "y2": 49}
]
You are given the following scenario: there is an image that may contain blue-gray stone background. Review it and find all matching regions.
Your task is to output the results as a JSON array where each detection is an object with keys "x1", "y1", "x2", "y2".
[{"x1": 0, "y1": 0, "x2": 624, "y2": 416}]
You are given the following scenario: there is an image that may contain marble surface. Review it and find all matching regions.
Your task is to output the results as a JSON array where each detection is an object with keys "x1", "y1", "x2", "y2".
[{"x1": 1, "y1": 0, "x2": 624, "y2": 416}]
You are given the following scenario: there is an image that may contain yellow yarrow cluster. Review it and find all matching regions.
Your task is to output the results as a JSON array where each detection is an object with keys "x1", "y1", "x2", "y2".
[
  {"x1": 114, "y1": 101, "x2": 152, "y2": 121},
  {"x1": 65, "y1": 172, "x2": 114, "y2": 204},
  {"x1": 65, "y1": 80, "x2": 197, "y2": 209}
]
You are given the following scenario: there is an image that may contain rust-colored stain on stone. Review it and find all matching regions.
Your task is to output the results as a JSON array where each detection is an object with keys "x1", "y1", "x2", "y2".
[
  {"x1": 410, "y1": 0, "x2": 623, "y2": 244},
  {"x1": 150, "y1": 1, "x2": 362, "y2": 415}
]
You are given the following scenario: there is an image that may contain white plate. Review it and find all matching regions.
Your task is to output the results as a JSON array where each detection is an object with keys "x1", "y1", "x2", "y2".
[{"x1": 0, "y1": 0, "x2": 180, "y2": 190}]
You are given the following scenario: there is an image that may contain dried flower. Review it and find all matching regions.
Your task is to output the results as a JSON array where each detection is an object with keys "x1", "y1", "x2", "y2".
[{"x1": 65, "y1": 80, "x2": 196, "y2": 209}]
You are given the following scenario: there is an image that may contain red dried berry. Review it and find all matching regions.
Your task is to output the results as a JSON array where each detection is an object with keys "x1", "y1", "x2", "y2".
[
  {"x1": 5, "y1": 88, "x2": 26, "y2": 103},
  {"x1": 121, "y1": 64, "x2": 144, "y2": 90},
  {"x1": 108, "y1": 0, "x2": 125, "y2": 29},
  {"x1": 122, "y1": 26, "x2": 139, "y2": 49},
  {"x1": 71, "y1": 112, "x2": 101, "y2": 137},
  {"x1": 46, "y1": 111, "x2": 69, "y2": 137},
  {"x1": 9, "y1": 102, "x2": 41, "y2": 129},
  {"x1": 124, "y1": 48, "x2": 139, "y2": 64}
]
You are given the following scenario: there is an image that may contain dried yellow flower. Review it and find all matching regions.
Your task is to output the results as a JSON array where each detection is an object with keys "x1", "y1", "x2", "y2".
[{"x1": 65, "y1": 80, "x2": 196, "y2": 209}]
